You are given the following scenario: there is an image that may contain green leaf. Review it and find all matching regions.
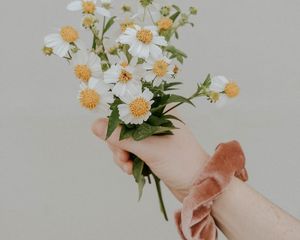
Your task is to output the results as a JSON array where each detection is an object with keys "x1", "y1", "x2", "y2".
[
  {"x1": 167, "y1": 94, "x2": 195, "y2": 106},
  {"x1": 147, "y1": 115, "x2": 169, "y2": 126},
  {"x1": 119, "y1": 125, "x2": 135, "y2": 140},
  {"x1": 166, "y1": 46, "x2": 187, "y2": 58},
  {"x1": 103, "y1": 16, "x2": 116, "y2": 34},
  {"x1": 132, "y1": 123, "x2": 155, "y2": 141},
  {"x1": 170, "y1": 11, "x2": 181, "y2": 22},
  {"x1": 164, "y1": 114, "x2": 185, "y2": 124},
  {"x1": 202, "y1": 74, "x2": 212, "y2": 88},
  {"x1": 172, "y1": 4, "x2": 181, "y2": 12},
  {"x1": 133, "y1": 157, "x2": 146, "y2": 201},
  {"x1": 132, "y1": 123, "x2": 176, "y2": 141},
  {"x1": 106, "y1": 106, "x2": 120, "y2": 140}
]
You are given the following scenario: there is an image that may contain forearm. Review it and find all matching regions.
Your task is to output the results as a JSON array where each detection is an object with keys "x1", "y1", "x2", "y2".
[{"x1": 212, "y1": 178, "x2": 300, "y2": 240}]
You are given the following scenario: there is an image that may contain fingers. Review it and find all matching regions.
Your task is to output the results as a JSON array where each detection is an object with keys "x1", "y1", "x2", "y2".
[
  {"x1": 112, "y1": 150, "x2": 133, "y2": 175},
  {"x1": 108, "y1": 143, "x2": 133, "y2": 175}
]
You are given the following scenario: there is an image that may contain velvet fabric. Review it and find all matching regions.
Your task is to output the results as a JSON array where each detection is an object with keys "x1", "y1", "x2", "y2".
[{"x1": 175, "y1": 141, "x2": 248, "y2": 240}]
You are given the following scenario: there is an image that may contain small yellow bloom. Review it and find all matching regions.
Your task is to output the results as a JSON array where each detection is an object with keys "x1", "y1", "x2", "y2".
[
  {"x1": 120, "y1": 20, "x2": 135, "y2": 32},
  {"x1": 80, "y1": 88, "x2": 100, "y2": 109},
  {"x1": 157, "y1": 18, "x2": 173, "y2": 31},
  {"x1": 224, "y1": 82, "x2": 240, "y2": 98},
  {"x1": 60, "y1": 26, "x2": 79, "y2": 43},
  {"x1": 82, "y1": 15, "x2": 96, "y2": 28},
  {"x1": 42, "y1": 46, "x2": 53, "y2": 56},
  {"x1": 209, "y1": 92, "x2": 220, "y2": 102}
]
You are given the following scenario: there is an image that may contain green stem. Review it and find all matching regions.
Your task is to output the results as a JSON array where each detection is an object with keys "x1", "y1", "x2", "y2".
[
  {"x1": 163, "y1": 85, "x2": 209, "y2": 115},
  {"x1": 153, "y1": 174, "x2": 168, "y2": 221}
]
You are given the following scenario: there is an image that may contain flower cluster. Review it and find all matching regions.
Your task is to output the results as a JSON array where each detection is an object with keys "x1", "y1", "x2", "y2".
[{"x1": 43, "y1": 0, "x2": 240, "y2": 220}]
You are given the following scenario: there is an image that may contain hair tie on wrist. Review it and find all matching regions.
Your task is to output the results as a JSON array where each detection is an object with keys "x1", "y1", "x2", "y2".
[{"x1": 175, "y1": 140, "x2": 248, "y2": 240}]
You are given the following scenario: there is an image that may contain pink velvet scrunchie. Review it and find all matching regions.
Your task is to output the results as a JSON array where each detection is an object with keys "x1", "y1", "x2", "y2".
[{"x1": 175, "y1": 140, "x2": 248, "y2": 240}]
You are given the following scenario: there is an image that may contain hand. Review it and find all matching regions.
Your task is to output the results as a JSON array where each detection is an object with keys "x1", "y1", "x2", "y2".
[{"x1": 92, "y1": 118, "x2": 210, "y2": 202}]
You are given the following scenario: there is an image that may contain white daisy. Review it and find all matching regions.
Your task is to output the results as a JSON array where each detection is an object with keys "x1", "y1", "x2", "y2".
[
  {"x1": 78, "y1": 78, "x2": 114, "y2": 113},
  {"x1": 67, "y1": 0, "x2": 111, "y2": 17},
  {"x1": 117, "y1": 25, "x2": 167, "y2": 59},
  {"x1": 143, "y1": 55, "x2": 174, "y2": 86},
  {"x1": 72, "y1": 50, "x2": 101, "y2": 83},
  {"x1": 104, "y1": 60, "x2": 141, "y2": 97},
  {"x1": 44, "y1": 26, "x2": 81, "y2": 58},
  {"x1": 118, "y1": 88, "x2": 154, "y2": 124},
  {"x1": 210, "y1": 76, "x2": 240, "y2": 98}
]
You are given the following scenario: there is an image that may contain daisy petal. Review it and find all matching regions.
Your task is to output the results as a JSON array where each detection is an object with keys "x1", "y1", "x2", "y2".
[
  {"x1": 96, "y1": 7, "x2": 111, "y2": 17},
  {"x1": 67, "y1": 1, "x2": 82, "y2": 11}
]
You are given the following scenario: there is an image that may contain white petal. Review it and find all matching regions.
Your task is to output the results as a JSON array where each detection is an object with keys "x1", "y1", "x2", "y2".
[
  {"x1": 142, "y1": 88, "x2": 154, "y2": 101},
  {"x1": 145, "y1": 25, "x2": 158, "y2": 32},
  {"x1": 44, "y1": 34, "x2": 62, "y2": 47},
  {"x1": 54, "y1": 42, "x2": 70, "y2": 57},
  {"x1": 96, "y1": 7, "x2": 111, "y2": 17},
  {"x1": 152, "y1": 36, "x2": 167, "y2": 46},
  {"x1": 124, "y1": 27, "x2": 137, "y2": 36},
  {"x1": 88, "y1": 77, "x2": 99, "y2": 89},
  {"x1": 118, "y1": 35, "x2": 133, "y2": 44},
  {"x1": 139, "y1": 45, "x2": 150, "y2": 59},
  {"x1": 144, "y1": 72, "x2": 156, "y2": 82},
  {"x1": 67, "y1": 1, "x2": 82, "y2": 11},
  {"x1": 149, "y1": 44, "x2": 162, "y2": 59},
  {"x1": 210, "y1": 76, "x2": 229, "y2": 92},
  {"x1": 153, "y1": 77, "x2": 163, "y2": 86},
  {"x1": 119, "y1": 90, "x2": 137, "y2": 104}
]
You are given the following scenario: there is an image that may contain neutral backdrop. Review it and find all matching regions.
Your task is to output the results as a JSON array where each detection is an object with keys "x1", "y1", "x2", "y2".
[{"x1": 0, "y1": 0, "x2": 299, "y2": 239}]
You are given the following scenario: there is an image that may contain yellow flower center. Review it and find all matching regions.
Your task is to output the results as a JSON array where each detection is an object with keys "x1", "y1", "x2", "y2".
[
  {"x1": 224, "y1": 82, "x2": 240, "y2": 98},
  {"x1": 120, "y1": 61, "x2": 129, "y2": 68},
  {"x1": 82, "y1": 16, "x2": 94, "y2": 28},
  {"x1": 210, "y1": 92, "x2": 220, "y2": 102},
  {"x1": 74, "y1": 65, "x2": 92, "y2": 82},
  {"x1": 82, "y1": 1, "x2": 96, "y2": 14},
  {"x1": 120, "y1": 21, "x2": 135, "y2": 32},
  {"x1": 129, "y1": 98, "x2": 150, "y2": 118},
  {"x1": 60, "y1": 26, "x2": 79, "y2": 43},
  {"x1": 80, "y1": 89, "x2": 100, "y2": 110},
  {"x1": 153, "y1": 60, "x2": 169, "y2": 77},
  {"x1": 136, "y1": 29, "x2": 153, "y2": 44},
  {"x1": 118, "y1": 69, "x2": 133, "y2": 83},
  {"x1": 157, "y1": 18, "x2": 173, "y2": 31}
]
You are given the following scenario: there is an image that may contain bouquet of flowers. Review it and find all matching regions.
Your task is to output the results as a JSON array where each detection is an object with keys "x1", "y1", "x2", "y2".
[{"x1": 43, "y1": 0, "x2": 240, "y2": 220}]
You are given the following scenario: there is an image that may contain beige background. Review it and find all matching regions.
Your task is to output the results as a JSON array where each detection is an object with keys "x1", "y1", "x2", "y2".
[{"x1": 0, "y1": 0, "x2": 299, "y2": 239}]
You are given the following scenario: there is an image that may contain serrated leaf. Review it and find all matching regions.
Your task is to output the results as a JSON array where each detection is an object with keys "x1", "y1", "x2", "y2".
[
  {"x1": 119, "y1": 125, "x2": 135, "y2": 140},
  {"x1": 106, "y1": 106, "x2": 120, "y2": 140},
  {"x1": 132, "y1": 123, "x2": 155, "y2": 141},
  {"x1": 103, "y1": 16, "x2": 116, "y2": 34}
]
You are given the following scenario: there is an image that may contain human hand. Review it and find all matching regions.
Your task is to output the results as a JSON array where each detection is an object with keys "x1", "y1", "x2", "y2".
[{"x1": 92, "y1": 118, "x2": 210, "y2": 202}]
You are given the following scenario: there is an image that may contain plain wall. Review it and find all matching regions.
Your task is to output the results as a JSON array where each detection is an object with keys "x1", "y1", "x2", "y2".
[{"x1": 0, "y1": 0, "x2": 299, "y2": 239}]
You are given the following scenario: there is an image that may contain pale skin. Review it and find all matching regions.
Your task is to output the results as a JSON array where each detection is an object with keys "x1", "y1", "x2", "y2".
[{"x1": 92, "y1": 118, "x2": 300, "y2": 240}]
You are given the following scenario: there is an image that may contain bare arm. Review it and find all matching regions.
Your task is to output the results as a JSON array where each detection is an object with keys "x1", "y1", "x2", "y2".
[
  {"x1": 92, "y1": 119, "x2": 300, "y2": 240},
  {"x1": 213, "y1": 178, "x2": 300, "y2": 240}
]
